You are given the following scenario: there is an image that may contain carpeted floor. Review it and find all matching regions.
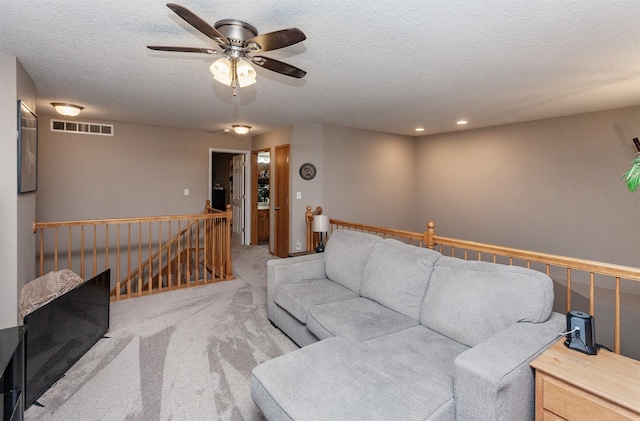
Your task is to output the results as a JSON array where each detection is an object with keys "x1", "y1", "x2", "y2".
[{"x1": 25, "y1": 242, "x2": 298, "y2": 421}]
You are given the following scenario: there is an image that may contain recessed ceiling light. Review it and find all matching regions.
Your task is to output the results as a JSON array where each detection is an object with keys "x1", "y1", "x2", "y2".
[
  {"x1": 457, "y1": 120, "x2": 468, "y2": 125},
  {"x1": 415, "y1": 128, "x2": 425, "y2": 132}
]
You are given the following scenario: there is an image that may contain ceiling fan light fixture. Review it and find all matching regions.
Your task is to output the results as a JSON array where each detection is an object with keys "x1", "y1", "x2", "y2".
[
  {"x1": 51, "y1": 102, "x2": 84, "y2": 117},
  {"x1": 232, "y1": 125, "x2": 251, "y2": 135},
  {"x1": 210, "y1": 57, "x2": 233, "y2": 86},
  {"x1": 236, "y1": 58, "x2": 257, "y2": 87}
]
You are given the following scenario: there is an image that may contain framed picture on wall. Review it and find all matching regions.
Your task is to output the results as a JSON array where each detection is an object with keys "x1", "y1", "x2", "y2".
[{"x1": 18, "y1": 100, "x2": 38, "y2": 194}]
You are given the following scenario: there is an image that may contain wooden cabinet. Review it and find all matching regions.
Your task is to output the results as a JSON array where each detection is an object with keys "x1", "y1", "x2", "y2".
[
  {"x1": 258, "y1": 209, "x2": 269, "y2": 242},
  {"x1": 530, "y1": 339, "x2": 640, "y2": 421}
]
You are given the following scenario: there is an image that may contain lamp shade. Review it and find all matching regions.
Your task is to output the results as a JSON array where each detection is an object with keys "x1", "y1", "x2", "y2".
[
  {"x1": 313, "y1": 215, "x2": 330, "y2": 233},
  {"x1": 236, "y1": 58, "x2": 257, "y2": 87},
  {"x1": 210, "y1": 57, "x2": 232, "y2": 86}
]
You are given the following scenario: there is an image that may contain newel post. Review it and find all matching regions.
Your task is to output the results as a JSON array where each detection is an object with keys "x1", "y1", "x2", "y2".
[
  {"x1": 425, "y1": 221, "x2": 436, "y2": 249},
  {"x1": 204, "y1": 199, "x2": 213, "y2": 213}
]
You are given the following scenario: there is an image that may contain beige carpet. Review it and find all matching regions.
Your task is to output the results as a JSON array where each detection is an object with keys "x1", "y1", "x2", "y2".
[{"x1": 25, "y1": 242, "x2": 298, "y2": 421}]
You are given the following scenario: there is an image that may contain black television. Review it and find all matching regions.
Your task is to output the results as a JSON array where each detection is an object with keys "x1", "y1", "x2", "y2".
[{"x1": 23, "y1": 269, "x2": 110, "y2": 408}]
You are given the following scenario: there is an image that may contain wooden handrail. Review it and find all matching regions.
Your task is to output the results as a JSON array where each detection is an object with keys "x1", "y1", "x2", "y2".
[
  {"x1": 33, "y1": 201, "x2": 234, "y2": 301},
  {"x1": 305, "y1": 206, "x2": 640, "y2": 355}
]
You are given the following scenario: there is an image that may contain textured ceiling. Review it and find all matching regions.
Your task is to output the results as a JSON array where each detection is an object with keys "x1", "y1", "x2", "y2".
[{"x1": 1, "y1": 1, "x2": 639, "y2": 136}]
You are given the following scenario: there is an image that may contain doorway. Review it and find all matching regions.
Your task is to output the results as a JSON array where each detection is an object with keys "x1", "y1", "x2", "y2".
[
  {"x1": 210, "y1": 149, "x2": 251, "y2": 245},
  {"x1": 251, "y1": 149, "x2": 271, "y2": 249}
]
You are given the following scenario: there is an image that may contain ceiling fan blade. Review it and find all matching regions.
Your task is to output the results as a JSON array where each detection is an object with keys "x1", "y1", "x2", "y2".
[
  {"x1": 147, "y1": 45, "x2": 218, "y2": 54},
  {"x1": 166, "y1": 3, "x2": 229, "y2": 45},
  {"x1": 246, "y1": 28, "x2": 306, "y2": 52},
  {"x1": 251, "y1": 56, "x2": 306, "y2": 78}
]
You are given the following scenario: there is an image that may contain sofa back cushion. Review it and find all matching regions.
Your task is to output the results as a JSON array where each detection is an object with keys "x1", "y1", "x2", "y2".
[
  {"x1": 360, "y1": 239, "x2": 441, "y2": 320},
  {"x1": 324, "y1": 229, "x2": 382, "y2": 293},
  {"x1": 420, "y1": 256, "x2": 554, "y2": 347}
]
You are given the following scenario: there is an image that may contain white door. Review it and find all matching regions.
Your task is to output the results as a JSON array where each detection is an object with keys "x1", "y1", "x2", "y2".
[{"x1": 231, "y1": 154, "x2": 245, "y2": 243}]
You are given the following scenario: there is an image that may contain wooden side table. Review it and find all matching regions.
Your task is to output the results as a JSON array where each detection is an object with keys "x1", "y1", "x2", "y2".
[{"x1": 530, "y1": 339, "x2": 640, "y2": 420}]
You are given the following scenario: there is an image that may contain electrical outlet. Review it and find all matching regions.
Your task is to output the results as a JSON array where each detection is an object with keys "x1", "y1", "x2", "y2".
[{"x1": 295, "y1": 241, "x2": 301, "y2": 250}]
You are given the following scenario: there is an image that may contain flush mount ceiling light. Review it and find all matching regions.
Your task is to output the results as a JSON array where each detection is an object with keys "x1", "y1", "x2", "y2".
[
  {"x1": 232, "y1": 125, "x2": 251, "y2": 135},
  {"x1": 51, "y1": 103, "x2": 84, "y2": 117},
  {"x1": 415, "y1": 128, "x2": 425, "y2": 132},
  {"x1": 457, "y1": 120, "x2": 468, "y2": 125},
  {"x1": 147, "y1": 4, "x2": 306, "y2": 96}
]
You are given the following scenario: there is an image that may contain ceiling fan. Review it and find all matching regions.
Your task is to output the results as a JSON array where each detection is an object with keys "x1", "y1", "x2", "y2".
[{"x1": 147, "y1": 3, "x2": 307, "y2": 95}]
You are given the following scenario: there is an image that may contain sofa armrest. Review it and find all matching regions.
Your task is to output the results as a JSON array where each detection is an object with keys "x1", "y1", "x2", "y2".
[
  {"x1": 267, "y1": 254, "x2": 327, "y2": 322},
  {"x1": 453, "y1": 312, "x2": 565, "y2": 421}
]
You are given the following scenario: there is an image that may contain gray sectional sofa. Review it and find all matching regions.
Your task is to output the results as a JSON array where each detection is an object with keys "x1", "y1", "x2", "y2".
[{"x1": 251, "y1": 229, "x2": 565, "y2": 420}]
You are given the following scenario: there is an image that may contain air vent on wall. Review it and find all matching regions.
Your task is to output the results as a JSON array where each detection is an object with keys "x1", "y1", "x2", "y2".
[{"x1": 50, "y1": 119, "x2": 114, "y2": 136}]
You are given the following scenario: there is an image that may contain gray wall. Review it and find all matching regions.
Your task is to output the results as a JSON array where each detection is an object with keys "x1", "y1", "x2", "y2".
[
  {"x1": 414, "y1": 106, "x2": 640, "y2": 267},
  {"x1": 322, "y1": 125, "x2": 416, "y2": 230},
  {"x1": 0, "y1": 55, "x2": 36, "y2": 328},
  {"x1": 37, "y1": 115, "x2": 251, "y2": 221}
]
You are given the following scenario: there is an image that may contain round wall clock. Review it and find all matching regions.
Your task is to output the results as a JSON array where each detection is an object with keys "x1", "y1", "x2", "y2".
[{"x1": 299, "y1": 163, "x2": 317, "y2": 180}]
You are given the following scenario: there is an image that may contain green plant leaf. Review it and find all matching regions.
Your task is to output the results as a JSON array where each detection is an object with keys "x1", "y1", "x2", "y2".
[{"x1": 622, "y1": 153, "x2": 640, "y2": 193}]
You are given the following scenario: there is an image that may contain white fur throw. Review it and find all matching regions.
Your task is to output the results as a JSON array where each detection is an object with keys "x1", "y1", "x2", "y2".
[{"x1": 19, "y1": 269, "x2": 84, "y2": 323}]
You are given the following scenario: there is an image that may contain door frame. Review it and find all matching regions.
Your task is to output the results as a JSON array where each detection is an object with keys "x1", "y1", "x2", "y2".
[{"x1": 209, "y1": 148, "x2": 252, "y2": 245}]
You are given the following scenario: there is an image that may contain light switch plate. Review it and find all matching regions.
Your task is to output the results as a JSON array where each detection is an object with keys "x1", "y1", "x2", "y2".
[{"x1": 296, "y1": 192, "x2": 302, "y2": 199}]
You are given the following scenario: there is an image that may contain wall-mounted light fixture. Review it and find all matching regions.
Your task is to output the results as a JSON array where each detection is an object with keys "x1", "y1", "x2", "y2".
[
  {"x1": 51, "y1": 103, "x2": 84, "y2": 117},
  {"x1": 232, "y1": 125, "x2": 251, "y2": 135}
]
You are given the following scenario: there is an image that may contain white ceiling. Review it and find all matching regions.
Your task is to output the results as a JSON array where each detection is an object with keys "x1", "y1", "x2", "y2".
[{"x1": 1, "y1": 1, "x2": 639, "y2": 137}]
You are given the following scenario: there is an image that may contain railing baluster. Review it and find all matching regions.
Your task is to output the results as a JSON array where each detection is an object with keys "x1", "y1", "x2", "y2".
[
  {"x1": 589, "y1": 272, "x2": 595, "y2": 316},
  {"x1": 105, "y1": 225, "x2": 109, "y2": 272},
  {"x1": 54, "y1": 227, "x2": 59, "y2": 271},
  {"x1": 566, "y1": 268, "x2": 572, "y2": 312},
  {"x1": 80, "y1": 225, "x2": 85, "y2": 279},
  {"x1": 116, "y1": 224, "x2": 121, "y2": 300},
  {"x1": 203, "y1": 218, "x2": 208, "y2": 284},
  {"x1": 39, "y1": 229, "x2": 44, "y2": 277},
  {"x1": 168, "y1": 220, "x2": 172, "y2": 290},
  {"x1": 68, "y1": 226, "x2": 72, "y2": 271},
  {"x1": 158, "y1": 221, "x2": 163, "y2": 292},
  {"x1": 615, "y1": 277, "x2": 621, "y2": 354},
  {"x1": 177, "y1": 220, "x2": 182, "y2": 287},
  {"x1": 138, "y1": 222, "x2": 142, "y2": 296},
  {"x1": 148, "y1": 221, "x2": 152, "y2": 295},
  {"x1": 127, "y1": 223, "x2": 132, "y2": 298},
  {"x1": 93, "y1": 224, "x2": 97, "y2": 277}
]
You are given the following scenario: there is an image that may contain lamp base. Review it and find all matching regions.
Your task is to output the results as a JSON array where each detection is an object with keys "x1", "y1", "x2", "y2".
[{"x1": 315, "y1": 233, "x2": 325, "y2": 253}]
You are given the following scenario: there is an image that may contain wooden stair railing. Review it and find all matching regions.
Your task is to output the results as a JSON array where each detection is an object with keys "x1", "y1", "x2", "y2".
[
  {"x1": 305, "y1": 205, "x2": 640, "y2": 355},
  {"x1": 33, "y1": 201, "x2": 233, "y2": 301}
]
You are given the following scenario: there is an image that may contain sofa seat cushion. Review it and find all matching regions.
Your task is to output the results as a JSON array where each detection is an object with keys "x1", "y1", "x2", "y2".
[
  {"x1": 251, "y1": 327, "x2": 469, "y2": 421},
  {"x1": 421, "y1": 256, "x2": 555, "y2": 347},
  {"x1": 274, "y1": 278, "x2": 359, "y2": 323},
  {"x1": 307, "y1": 297, "x2": 418, "y2": 341},
  {"x1": 360, "y1": 239, "x2": 441, "y2": 320}
]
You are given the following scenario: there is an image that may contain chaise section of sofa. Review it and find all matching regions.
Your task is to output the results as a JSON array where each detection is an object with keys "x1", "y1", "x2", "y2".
[{"x1": 255, "y1": 229, "x2": 565, "y2": 420}]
